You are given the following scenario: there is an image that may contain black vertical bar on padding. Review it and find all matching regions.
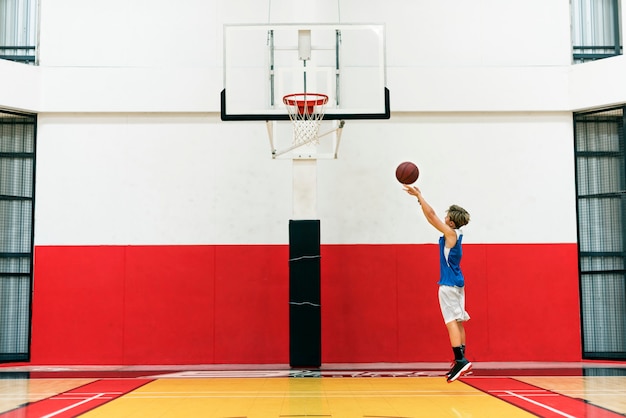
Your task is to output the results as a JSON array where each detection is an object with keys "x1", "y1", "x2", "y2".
[{"x1": 289, "y1": 219, "x2": 321, "y2": 368}]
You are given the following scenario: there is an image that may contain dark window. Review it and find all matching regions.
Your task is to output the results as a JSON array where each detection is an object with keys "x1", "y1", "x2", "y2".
[
  {"x1": 0, "y1": 110, "x2": 36, "y2": 363},
  {"x1": 574, "y1": 106, "x2": 626, "y2": 360},
  {"x1": 571, "y1": 0, "x2": 622, "y2": 63},
  {"x1": 0, "y1": 0, "x2": 37, "y2": 64}
]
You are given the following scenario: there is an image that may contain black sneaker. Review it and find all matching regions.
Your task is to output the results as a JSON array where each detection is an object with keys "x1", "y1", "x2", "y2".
[
  {"x1": 447, "y1": 359, "x2": 472, "y2": 383},
  {"x1": 445, "y1": 360, "x2": 454, "y2": 378}
]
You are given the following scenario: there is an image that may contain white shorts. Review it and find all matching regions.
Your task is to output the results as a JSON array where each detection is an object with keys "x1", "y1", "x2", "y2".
[{"x1": 439, "y1": 285, "x2": 470, "y2": 324}]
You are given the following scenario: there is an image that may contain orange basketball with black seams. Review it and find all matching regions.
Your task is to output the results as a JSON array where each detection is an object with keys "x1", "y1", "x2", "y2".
[{"x1": 395, "y1": 161, "x2": 419, "y2": 184}]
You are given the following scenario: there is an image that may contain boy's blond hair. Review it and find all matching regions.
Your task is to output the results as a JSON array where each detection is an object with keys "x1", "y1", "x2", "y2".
[{"x1": 448, "y1": 205, "x2": 470, "y2": 228}]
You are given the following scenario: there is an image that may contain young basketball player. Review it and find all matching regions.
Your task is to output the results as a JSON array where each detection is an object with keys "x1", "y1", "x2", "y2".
[{"x1": 403, "y1": 184, "x2": 472, "y2": 383}]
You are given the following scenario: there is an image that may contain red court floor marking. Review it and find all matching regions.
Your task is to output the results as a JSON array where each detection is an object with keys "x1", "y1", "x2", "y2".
[
  {"x1": 462, "y1": 377, "x2": 623, "y2": 418},
  {"x1": 0, "y1": 378, "x2": 152, "y2": 418}
]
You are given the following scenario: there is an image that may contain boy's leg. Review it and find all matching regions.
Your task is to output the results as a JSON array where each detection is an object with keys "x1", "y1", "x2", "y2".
[
  {"x1": 445, "y1": 320, "x2": 463, "y2": 347},
  {"x1": 458, "y1": 321, "x2": 466, "y2": 356},
  {"x1": 440, "y1": 287, "x2": 471, "y2": 381},
  {"x1": 445, "y1": 320, "x2": 464, "y2": 375},
  {"x1": 446, "y1": 320, "x2": 471, "y2": 382},
  {"x1": 458, "y1": 321, "x2": 466, "y2": 347}
]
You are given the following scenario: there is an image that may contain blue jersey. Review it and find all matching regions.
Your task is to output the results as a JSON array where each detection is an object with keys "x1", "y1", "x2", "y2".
[{"x1": 438, "y1": 232, "x2": 464, "y2": 287}]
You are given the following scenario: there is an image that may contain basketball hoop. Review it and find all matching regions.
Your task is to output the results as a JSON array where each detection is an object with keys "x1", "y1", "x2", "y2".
[{"x1": 283, "y1": 93, "x2": 328, "y2": 146}]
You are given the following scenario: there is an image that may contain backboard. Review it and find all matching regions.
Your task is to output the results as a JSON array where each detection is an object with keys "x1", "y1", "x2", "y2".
[{"x1": 221, "y1": 23, "x2": 389, "y2": 121}]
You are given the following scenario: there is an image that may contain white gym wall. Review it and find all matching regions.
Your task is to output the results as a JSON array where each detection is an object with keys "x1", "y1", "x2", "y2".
[{"x1": 0, "y1": 0, "x2": 622, "y2": 246}]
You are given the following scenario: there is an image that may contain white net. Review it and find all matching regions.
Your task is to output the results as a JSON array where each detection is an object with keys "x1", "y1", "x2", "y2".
[{"x1": 283, "y1": 93, "x2": 328, "y2": 146}]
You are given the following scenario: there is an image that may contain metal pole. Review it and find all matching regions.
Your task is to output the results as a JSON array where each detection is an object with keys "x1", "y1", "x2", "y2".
[
  {"x1": 335, "y1": 30, "x2": 341, "y2": 106},
  {"x1": 613, "y1": 0, "x2": 621, "y2": 56},
  {"x1": 303, "y1": 60, "x2": 307, "y2": 96},
  {"x1": 268, "y1": 30, "x2": 275, "y2": 107}
]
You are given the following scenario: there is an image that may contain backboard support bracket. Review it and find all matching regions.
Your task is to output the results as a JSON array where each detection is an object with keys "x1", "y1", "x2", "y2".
[{"x1": 268, "y1": 120, "x2": 345, "y2": 159}]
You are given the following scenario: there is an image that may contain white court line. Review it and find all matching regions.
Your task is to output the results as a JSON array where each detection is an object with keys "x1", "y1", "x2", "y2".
[
  {"x1": 40, "y1": 393, "x2": 105, "y2": 418},
  {"x1": 52, "y1": 396, "x2": 115, "y2": 401},
  {"x1": 51, "y1": 391, "x2": 124, "y2": 398},
  {"x1": 504, "y1": 390, "x2": 578, "y2": 418},
  {"x1": 123, "y1": 393, "x2": 488, "y2": 399}
]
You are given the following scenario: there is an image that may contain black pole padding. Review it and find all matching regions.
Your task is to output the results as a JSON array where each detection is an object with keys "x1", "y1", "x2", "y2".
[{"x1": 288, "y1": 219, "x2": 321, "y2": 368}]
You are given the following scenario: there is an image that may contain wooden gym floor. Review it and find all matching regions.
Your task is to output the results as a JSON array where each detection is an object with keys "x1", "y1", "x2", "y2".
[{"x1": 0, "y1": 362, "x2": 625, "y2": 417}]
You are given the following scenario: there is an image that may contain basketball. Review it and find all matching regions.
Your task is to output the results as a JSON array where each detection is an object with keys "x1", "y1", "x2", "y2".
[{"x1": 395, "y1": 161, "x2": 419, "y2": 184}]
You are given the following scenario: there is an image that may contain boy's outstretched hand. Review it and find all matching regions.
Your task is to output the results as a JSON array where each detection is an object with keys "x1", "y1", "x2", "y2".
[{"x1": 403, "y1": 184, "x2": 421, "y2": 197}]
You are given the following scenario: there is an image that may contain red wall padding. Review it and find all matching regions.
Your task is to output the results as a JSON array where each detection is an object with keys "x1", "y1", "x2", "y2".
[{"x1": 30, "y1": 243, "x2": 580, "y2": 365}]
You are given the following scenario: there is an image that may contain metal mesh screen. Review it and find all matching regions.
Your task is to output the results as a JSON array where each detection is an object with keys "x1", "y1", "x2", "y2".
[
  {"x1": 0, "y1": 110, "x2": 35, "y2": 362},
  {"x1": 575, "y1": 106, "x2": 626, "y2": 360}
]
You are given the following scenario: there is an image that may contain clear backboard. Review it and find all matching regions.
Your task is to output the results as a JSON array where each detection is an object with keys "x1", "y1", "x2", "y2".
[{"x1": 221, "y1": 23, "x2": 389, "y2": 121}]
